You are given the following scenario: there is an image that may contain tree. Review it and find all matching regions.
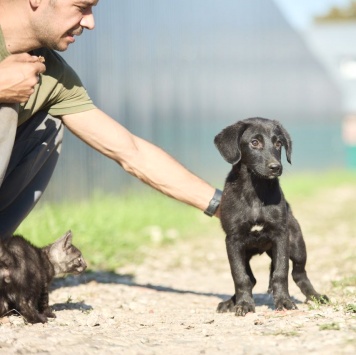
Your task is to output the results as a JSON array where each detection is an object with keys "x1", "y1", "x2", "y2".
[{"x1": 314, "y1": 0, "x2": 356, "y2": 23}]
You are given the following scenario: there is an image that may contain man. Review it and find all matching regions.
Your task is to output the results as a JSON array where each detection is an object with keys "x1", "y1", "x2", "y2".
[{"x1": 0, "y1": 0, "x2": 221, "y2": 239}]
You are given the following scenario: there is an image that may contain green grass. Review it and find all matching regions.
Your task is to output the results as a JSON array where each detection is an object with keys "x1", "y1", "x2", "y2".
[
  {"x1": 280, "y1": 170, "x2": 356, "y2": 201},
  {"x1": 332, "y1": 276, "x2": 356, "y2": 288},
  {"x1": 319, "y1": 323, "x2": 340, "y2": 331},
  {"x1": 15, "y1": 190, "x2": 214, "y2": 270},
  {"x1": 15, "y1": 170, "x2": 356, "y2": 271},
  {"x1": 344, "y1": 304, "x2": 356, "y2": 314}
]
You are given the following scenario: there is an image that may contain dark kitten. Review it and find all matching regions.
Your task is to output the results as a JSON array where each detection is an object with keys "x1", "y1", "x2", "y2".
[{"x1": 0, "y1": 230, "x2": 87, "y2": 324}]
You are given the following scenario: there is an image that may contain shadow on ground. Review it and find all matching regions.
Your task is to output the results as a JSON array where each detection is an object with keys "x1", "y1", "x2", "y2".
[{"x1": 51, "y1": 271, "x2": 303, "y2": 311}]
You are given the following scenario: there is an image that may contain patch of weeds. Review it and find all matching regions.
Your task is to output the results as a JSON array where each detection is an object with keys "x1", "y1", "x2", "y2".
[
  {"x1": 332, "y1": 276, "x2": 356, "y2": 288},
  {"x1": 307, "y1": 296, "x2": 329, "y2": 310},
  {"x1": 66, "y1": 296, "x2": 73, "y2": 304},
  {"x1": 344, "y1": 304, "x2": 356, "y2": 314},
  {"x1": 81, "y1": 309, "x2": 92, "y2": 315},
  {"x1": 266, "y1": 330, "x2": 300, "y2": 337},
  {"x1": 319, "y1": 322, "x2": 340, "y2": 331}
]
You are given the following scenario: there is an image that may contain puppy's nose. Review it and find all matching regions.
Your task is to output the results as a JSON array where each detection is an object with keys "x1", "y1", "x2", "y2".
[{"x1": 268, "y1": 163, "x2": 281, "y2": 174}]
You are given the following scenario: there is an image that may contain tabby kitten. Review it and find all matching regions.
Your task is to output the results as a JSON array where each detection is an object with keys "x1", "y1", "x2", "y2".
[{"x1": 0, "y1": 230, "x2": 87, "y2": 324}]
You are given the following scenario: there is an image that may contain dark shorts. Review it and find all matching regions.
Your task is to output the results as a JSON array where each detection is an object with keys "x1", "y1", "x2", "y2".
[{"x1": 0, "y1": 107, "x2": 63, "y2": 239}]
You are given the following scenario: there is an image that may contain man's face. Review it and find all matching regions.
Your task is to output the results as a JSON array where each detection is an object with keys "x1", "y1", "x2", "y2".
[{"x1": 33, "y1": 0, "x2": 99, "y2": 51}]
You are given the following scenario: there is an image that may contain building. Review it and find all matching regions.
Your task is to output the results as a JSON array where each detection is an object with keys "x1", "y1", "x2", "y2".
[
  {"x1": 45, "y1": 0, "x2": 343, "y2": 201},
  {"x1": 305, "y1": 22, "x2": 356, "y2": 168}
]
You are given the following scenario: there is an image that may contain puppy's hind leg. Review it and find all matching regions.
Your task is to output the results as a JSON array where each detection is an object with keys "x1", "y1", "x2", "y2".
[{"x1": 289, "y1": 215, "x2": 329, "y2": 304}]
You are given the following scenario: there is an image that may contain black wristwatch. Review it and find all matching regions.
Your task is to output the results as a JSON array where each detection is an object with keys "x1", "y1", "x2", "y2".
[{"x1": 204, "y1": 189, "x2": 222, "y2": 217}]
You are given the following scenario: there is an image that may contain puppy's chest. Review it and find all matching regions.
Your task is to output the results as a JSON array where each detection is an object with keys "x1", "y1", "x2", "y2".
[
  {"x1": 221, "y1": 195, "x2": 286, "y2": 239},
  {"x1": 246, "y1": 201, "x2": 282, "y2": 230},
  {"x1": 239, "y1": 192, "x2": 284, "y2": 217}
]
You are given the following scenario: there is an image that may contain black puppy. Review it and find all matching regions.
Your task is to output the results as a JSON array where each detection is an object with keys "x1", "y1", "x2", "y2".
[{"x1": 215, "y1": 117, "x2": 327, "y2": 316}]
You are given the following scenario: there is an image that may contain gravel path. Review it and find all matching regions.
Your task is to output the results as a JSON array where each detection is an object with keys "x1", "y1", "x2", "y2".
[{"x1": 0, "y1": 187, "x2": 355, "y2": 354}]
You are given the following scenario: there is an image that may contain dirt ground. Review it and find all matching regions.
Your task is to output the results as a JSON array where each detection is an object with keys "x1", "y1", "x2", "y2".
[{"x1": 0, "y1": 186, "x2": 355, "y2": 355}]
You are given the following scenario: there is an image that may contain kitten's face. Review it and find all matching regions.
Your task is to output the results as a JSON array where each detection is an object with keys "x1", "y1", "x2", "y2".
[
  {"x1": 46, "y1": 231, "x2": 87, "y2": 277},
  {"x1": 63, "y1": 245, "x2": 87, "y2": 275}
]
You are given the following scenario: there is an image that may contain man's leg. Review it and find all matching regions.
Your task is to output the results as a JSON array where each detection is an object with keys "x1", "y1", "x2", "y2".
[
  {"x1": 0, "y1": 111, "x2": 64, "y2": 239},
  {"x1": 0, "y1": 103, "x2": 19, "y2": 186}
]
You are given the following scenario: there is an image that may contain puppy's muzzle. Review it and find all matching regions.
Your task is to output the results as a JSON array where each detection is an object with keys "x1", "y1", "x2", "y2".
[
  {"x1": 268, "y1": 162, "x2": 282, "y2": 177},
  {"x1": 268, "y1": 162, "x2": 281, "y2": 173}
]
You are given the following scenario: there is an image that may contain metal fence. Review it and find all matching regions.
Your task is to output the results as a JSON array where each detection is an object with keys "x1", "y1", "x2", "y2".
[{"x1": 44, "y1": 0, "x2": 343, "y2": 202}]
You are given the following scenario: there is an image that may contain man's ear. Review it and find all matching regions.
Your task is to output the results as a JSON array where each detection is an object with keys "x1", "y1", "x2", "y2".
[{"x1": 214, "y1": 121, "x2": 248, "y2": 165}]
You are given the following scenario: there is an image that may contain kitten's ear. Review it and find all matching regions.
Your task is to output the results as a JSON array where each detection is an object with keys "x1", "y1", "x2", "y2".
[
  {"x1": 52, "y1": 230, "x2": 73, "y2": 251},
  {"x1": 61, "y1": 230, "x2": 73, "y2": 250}
]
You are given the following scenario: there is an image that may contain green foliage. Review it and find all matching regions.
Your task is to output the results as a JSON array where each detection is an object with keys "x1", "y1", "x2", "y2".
[
  {"x1": 307, "y1": 296, "x2": 330, "y2": 310},
  {"x1": 281, "y1": 170, "x2": 356, "y2": 201},
  {"x1": 332, "y1": 276, "x2": 356, "y2": 288},
  {"x1": 344, "y1": 304, "x2": 356, "y2": 313},
  {"x1": 15, "y1": 190, "x2": 214, "y2": 270},
  {"x1": 319, "y1": 323, "x2": 340, "y2": 331},
  {"x1": 268, "y1": 330, "x2": 300, "y2": 337}
]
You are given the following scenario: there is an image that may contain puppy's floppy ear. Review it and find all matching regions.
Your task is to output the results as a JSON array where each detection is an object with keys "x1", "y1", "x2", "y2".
[
  {"x1": 214, "y1": 121, "x2": 247, "y2": 165},
  {"x1": 276, "y1": 122, "x2": 292, "y2": 164}
]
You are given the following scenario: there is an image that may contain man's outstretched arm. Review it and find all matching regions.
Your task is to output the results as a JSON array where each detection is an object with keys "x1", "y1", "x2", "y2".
[{"x1": 62, "y1": 108, "x2": 220, "y2": 215}]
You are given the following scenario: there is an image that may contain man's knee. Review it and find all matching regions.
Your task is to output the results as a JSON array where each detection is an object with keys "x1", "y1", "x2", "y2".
[
  {"x1": 16, "y1": 112, "x2": 64, "y2": 151},
  {"x1": 0, "y1": 112, "x2": 64, "y2": 238},
  {"x1": 0, "y1": 103, "x2": 19, "y2": 186}
]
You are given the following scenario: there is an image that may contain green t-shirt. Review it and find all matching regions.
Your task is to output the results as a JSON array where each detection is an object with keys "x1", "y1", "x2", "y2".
[{"x1": 0, "y1": 27, "x2": 96, "y2": 126}]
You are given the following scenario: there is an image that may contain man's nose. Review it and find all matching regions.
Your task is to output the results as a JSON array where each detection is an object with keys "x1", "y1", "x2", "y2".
[{"x1": 80, "y1": 11, "x2": 95, "y2": 30}]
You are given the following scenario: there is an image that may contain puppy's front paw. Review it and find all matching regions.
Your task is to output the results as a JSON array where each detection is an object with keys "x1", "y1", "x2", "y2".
[
  {"x1": 235, "y1": 299, "x2": 255, "y2": 317},
  {"x1": 43, "y1": 308, "x2": 56, "y2": 318},
  {"x1": 216, "y1": 296, "x2": 236, "y2": 313},
  {"x1": 275, "y1": 297, "x2": 297, "y2": 311}
]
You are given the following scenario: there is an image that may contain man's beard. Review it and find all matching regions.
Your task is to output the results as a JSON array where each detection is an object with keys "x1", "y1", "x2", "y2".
[{"x1": 32, "y1": 21, "x2": 83, "y2": 51}]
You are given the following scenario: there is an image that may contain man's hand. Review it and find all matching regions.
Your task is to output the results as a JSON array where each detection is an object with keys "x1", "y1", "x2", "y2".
[{"x1": 0, "y1": 53, "x2": 46, "y2": 103}]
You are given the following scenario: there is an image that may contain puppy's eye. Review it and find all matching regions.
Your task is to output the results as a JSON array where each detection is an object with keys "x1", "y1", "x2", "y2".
[
  {"x1": 275, "y1": 141, "x2": 282, "y2": 149},
  {"x1": 251, "y1": 139, "x2": 260, "y2": 147}
]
